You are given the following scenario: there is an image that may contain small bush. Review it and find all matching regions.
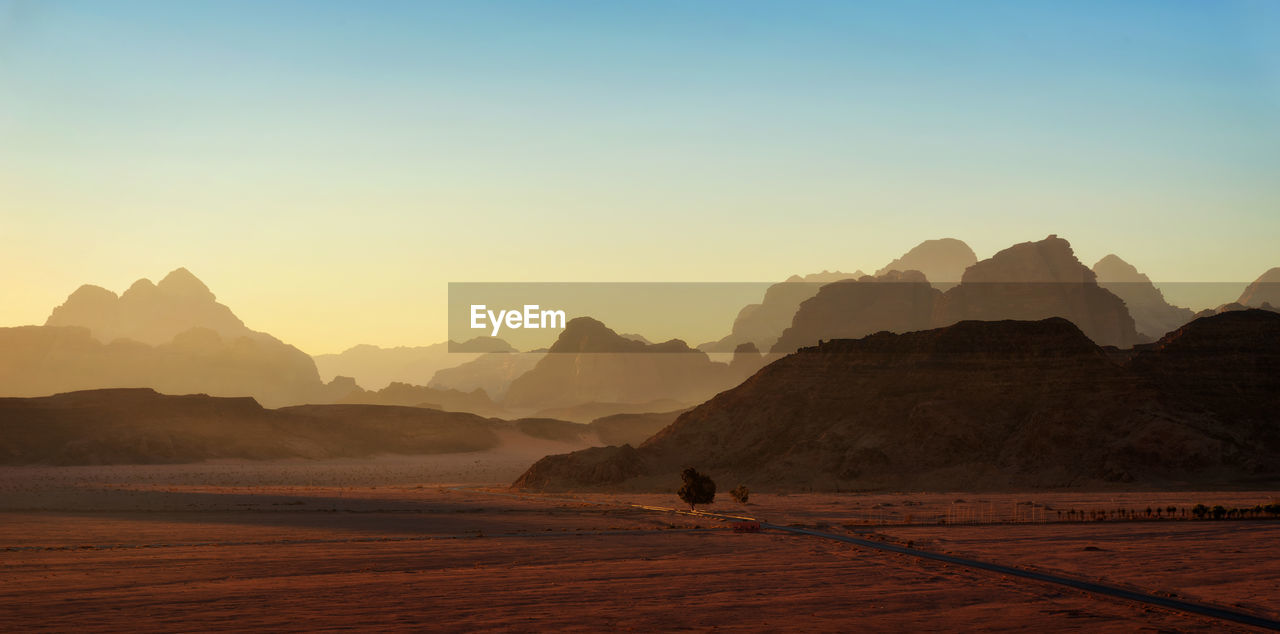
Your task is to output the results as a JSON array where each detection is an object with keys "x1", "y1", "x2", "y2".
[{"x1": 730, "y1": 484, "x2": 749, "y2": 504}]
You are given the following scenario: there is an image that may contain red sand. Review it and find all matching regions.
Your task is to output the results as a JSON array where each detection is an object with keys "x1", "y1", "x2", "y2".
[{"x1": 1, "y1": 461, "x2": 1276, "y2": 631}]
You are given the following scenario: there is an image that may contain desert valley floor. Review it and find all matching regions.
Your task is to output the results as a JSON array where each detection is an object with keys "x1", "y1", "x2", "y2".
[{"x1": 1, "y1": 452, "x2": 1277, "y2": 632}]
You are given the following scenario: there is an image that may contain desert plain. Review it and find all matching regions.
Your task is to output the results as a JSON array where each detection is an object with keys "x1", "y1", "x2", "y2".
[{"x1": 1, "y1": 445, "x2": 1276, "y2": 632}]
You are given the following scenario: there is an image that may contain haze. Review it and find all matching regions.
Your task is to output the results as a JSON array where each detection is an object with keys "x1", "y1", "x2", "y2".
[{"x1": 2, "y1": 0, "x2": 1278, "y2": 353}]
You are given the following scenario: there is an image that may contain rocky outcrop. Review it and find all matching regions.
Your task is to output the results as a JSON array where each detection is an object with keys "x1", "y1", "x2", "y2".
[
  {"x1": 770, "y1": 270, "x2": 941, "y2": 353},
  {"x1": 503, "y1": 317, "x2": 737, "y2": 414},
  {"x1": 514, "y1": 311, "x2": 1280, "y2": 491},
  {"x1": 874, "y1": 238, "x2": 977, "y2": 288},
  {"x1": 934, "y1": 235, "x2": 1141, "y2": 348},
  {"x1": 1238, "y1": 267, "x2": 1280, "y2": 309},
  {"x1": 1092, "y1": 254, "x2": 1194, "y2": 339},
  {"x1": 699, "y1": 270, "x2": 864, "y2": 352},
  {"x1": 45, "y1": 268, "x2": 252, "y2": 346}
]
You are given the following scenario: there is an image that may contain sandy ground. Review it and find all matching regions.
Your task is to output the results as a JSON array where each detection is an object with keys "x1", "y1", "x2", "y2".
[{"x1": 0, "y1": 456, "x2": 1277, "y2": 631}]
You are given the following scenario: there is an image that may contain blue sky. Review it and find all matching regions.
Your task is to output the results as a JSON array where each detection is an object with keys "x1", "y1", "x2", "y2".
[{"x1": 2, "y1": 1, "x2": 1277, "y2": 351}]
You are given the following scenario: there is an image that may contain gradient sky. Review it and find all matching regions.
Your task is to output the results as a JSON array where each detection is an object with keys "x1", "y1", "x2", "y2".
[{"x1": 2, "y1": 0, "x2": 1278, "y2": 354}]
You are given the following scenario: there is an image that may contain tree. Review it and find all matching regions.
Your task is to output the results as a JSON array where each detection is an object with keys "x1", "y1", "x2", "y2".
[
  {"x1": 678, "y1": 467, "x2": 716, "y2": 511},
  {"x1": 730, "y1": 484, "x2": 750, "y2": 504}
]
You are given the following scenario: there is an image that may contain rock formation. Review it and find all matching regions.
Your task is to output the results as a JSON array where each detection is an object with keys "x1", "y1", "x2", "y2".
[
  {"x1": 514, "y1": 310, "x2": 1280, "y2": 492},
  {"x1": 699, "y1": 270, "x2": 864, "y2": 352},
  {"x1": 770, "y1": 270, "x2": 941, "y2": 353},
  {"x1": 1238, "y1": 267, "x2": 1280, "y2": 309},
  {"x1": 1092, "y1": 254, "x2": 1194, "y2": 339},
  {"x1": 4, "y1": 269, "x2": 328, "y2": 408},
  {"x1": 45, "y1": 268, "x2": 253, "y2": 345},
  {"x1": 933, "y1": 235, "x2": 1141, "y2": 348},
  {"x1": 0, "y1": 325, "x2": 323, "y2": 408},
  {"x1": 313, "y1": 337, "x2": 515, "y2": 390},
  {"x1": 503, "y1": 317, "x2": 737, "y2": 414},
  {"x1": 874, "y1": 238, "x2": 977, "y2": 288},
  {"x1": 428, "y1": 351, "x2": 547, "y2": 400}
]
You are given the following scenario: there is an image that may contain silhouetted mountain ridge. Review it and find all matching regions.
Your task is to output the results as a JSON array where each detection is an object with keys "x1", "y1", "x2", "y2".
[{"x1": 515, "y1": 310, "x2": 1280, "y2": 491}]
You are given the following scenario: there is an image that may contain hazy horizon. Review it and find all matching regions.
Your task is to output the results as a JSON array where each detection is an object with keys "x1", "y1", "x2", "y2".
[{"x1": 3, "y1": 1, "x2": 1278, "y2": 353}]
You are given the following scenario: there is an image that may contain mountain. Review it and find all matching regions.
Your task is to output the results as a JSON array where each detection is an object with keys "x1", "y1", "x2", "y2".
[
  {"x1": 770, "y1": 270, "x2": 941, "y2": 353},
  {"x1": 1238, "y1": 267, "x2": 1280, "y2": 309},
  {"x1": 874, "y1": 238, "x2": 977, "y2": 288},
  {"x1": 728, "y1": 342, "x2": 766, "y2": 378},
  {"x1": 313, "y1": 337, "x2": 515, "y2": 390},
  {"x1": 0, "y1": 388, "x2": 602, "y2": 465},
  {"x1": 698, "y1": 270, "x2": 865, "y2": 352},
  {"x1": 934, "y1": 235, "x2": 1142, "y2": 348},
  {"x1": 0, "y1": 325, "x2": 323, "y2": 408},
  {"x1": 44, "y1": 268, "x2": 252, "y2": 345},
  {"x1": 503, "y1": 317, "x2": 738, "y2": 414},
  {"x1": 3, "y1": 269, "x2": 325, "y2": 407},
  {"x1": 1092, "y1": 254, "x2": 1194, "y2": 339},
  {"x1": 334, "y1": 381, "x2": 508, "y2": 418},
  {"x1": 428, "y1": 351, "x2": 547, "y2": 399},
  {"x1": 514, "y1": 311, "x2": 1280, "y2": 491}
]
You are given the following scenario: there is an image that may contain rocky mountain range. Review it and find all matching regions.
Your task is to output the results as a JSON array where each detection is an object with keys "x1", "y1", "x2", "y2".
[
  {"x1": 1091, "y1": 254, "x2": 1195, "y2": 340},
  {"x1": 504, "y1": 317, "x2": 758, "y2": 417},
  {"x1": 313, "y1": 337, "x2": 515, "y2": 390},
  {"x1": 769, "y1": 235, "x2": 1144, "y2": 353},
  {"x1": 698, "y1": 270, "x2": 864, "y2": 353},
  {"x1": 0, "y1": 388, "x2": 602, "y2": 465},
  {"x1": 514, "y1": 310, "x2": 1280, "y2": 492},
  {"x1": 2, "y1": 270, "x2": 327, "y2": 407}
]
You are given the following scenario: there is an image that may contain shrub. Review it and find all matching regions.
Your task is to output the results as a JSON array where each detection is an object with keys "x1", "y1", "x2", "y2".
[{"x1": 730, "y1": 484, "x2": 749, "y2": 504}]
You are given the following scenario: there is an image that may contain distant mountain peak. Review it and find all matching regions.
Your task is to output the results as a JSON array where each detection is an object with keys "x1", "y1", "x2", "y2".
[
  {"x1": 157, "y1": 267, "x2": 215, "y2": 302},
  {"x1": 875, "y1": 238, "x2": 977, "y2": 284},
  {"x1": 1239, "y1": 267, "x2": 1280, "y2": 308},
  {"x1": 549, "y1": 317, "x2": 647, "y2": 354},
  {"x1": 45, "y1": 267, "x2": 248, "y2": 346}
]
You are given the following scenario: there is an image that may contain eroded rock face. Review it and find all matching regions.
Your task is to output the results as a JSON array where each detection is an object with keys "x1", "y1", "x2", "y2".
[
  {"x1": 934, "y1": 235, "x2": 1141, "y2": 348},
  {"x1": 514, "y1": 311, "x2": 1280, "y2": 492},
  {"x1": 1238, "y1": 267, "x2": 1280, "y2": 309},
  {"x1": 874, "y1": 238, "x2": 977, "y2": 287},
  {"x1": 503, "y1": 318, "x2": 737, "y2": 413},
  {"x1": 771, "y1": 270, "x2": 941, "y2": 353},
  {"x1": 1092, "y1": 254, "x2": 1194, "y2": 340}
]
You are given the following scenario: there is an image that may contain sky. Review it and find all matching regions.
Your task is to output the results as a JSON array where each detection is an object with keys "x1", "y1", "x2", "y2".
[{"x1": 2, "y1": 0, "x2": 1278, "y2": 354}]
